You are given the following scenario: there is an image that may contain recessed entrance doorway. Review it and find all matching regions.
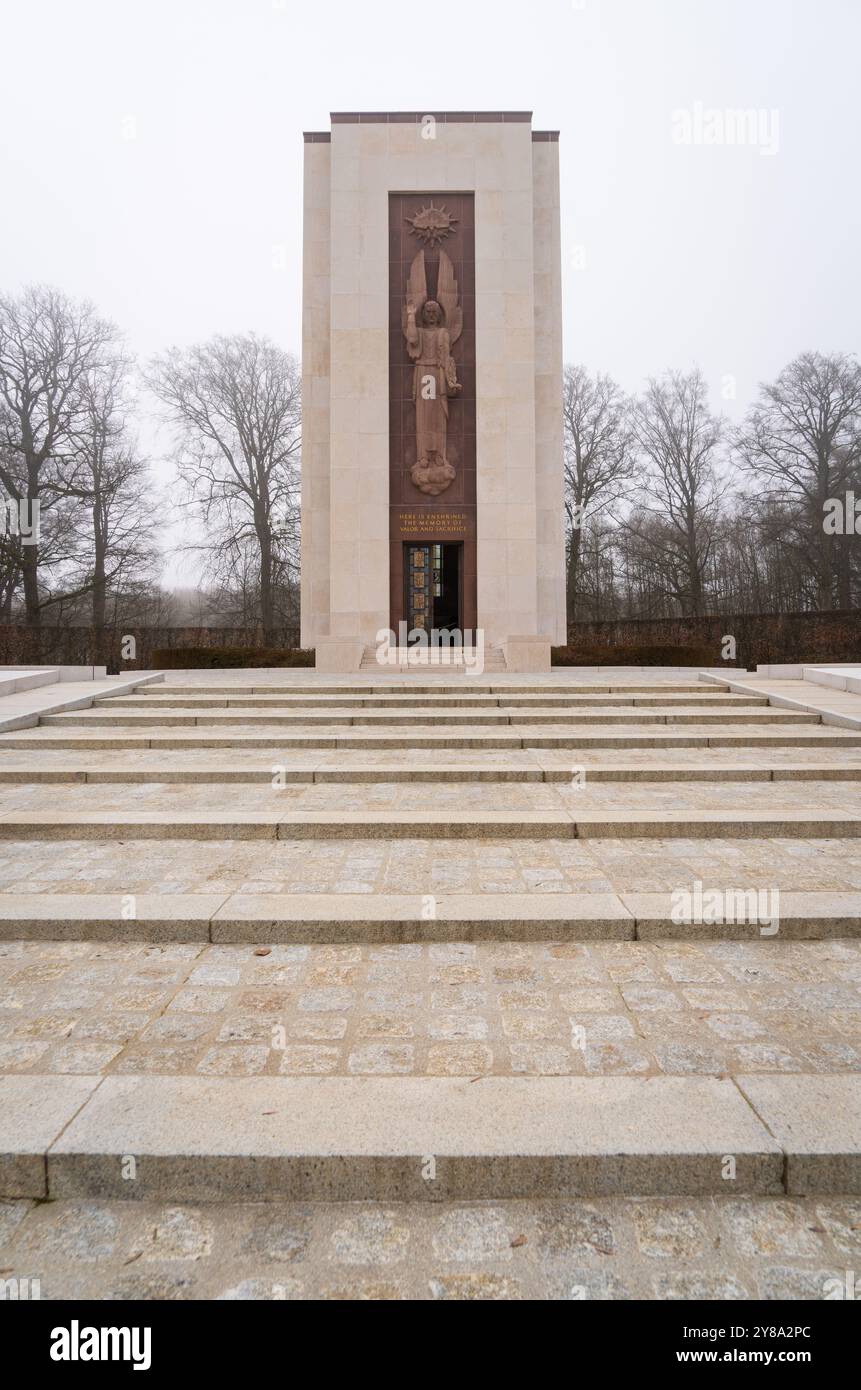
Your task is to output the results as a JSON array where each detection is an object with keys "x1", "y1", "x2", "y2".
[{"x1": 404, "y1": 542, "x2": 462, "y2": 640}]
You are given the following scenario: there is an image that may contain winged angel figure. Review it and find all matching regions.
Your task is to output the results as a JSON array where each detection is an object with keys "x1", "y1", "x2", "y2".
[{"x1": 402, "y1": 249, "x2": 462, "y2": 496}]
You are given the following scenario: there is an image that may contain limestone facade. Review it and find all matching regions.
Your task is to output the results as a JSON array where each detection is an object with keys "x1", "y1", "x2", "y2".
[{"x1": 300, "y1": 113, "x2": 566, "y2": 658}]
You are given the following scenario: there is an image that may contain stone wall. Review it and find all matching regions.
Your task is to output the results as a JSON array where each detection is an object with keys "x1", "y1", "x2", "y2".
[
  {"x1": 568, "y1": 611, "x2": 861, "y2": 668},
  {"x1": 0, "y1": 626, "x2": 302, "y2": 671}
]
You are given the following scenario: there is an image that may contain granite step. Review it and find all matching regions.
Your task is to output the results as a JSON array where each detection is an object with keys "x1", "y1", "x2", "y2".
[
  {"x1": 38, "y1": 707, "x2": 820, "y2": 727},
  {"x1": 0, "y1": 808, "x2": 859, "y2": 839},
  {"x1": 2, "y1": 1073, "x2": 857, "y2": 1202},
  {"x1": 0, "y1": 756, "x2": 860, "y2": 783},
  {"x1": 154, "y1": 682, "x2": 734, "y2": 697},
  {"x1": 114, "y1": 692, "x2": 769, "y2": 709},
  {"x1": 4, "y1": 727, "x2": 860, "y2": 751},
  {"x1": 0, "y1": 889, "x2": 857, "y2": 942},
  {"x1": 0, "y1": 776, "x2": 858, "y2": 817}
]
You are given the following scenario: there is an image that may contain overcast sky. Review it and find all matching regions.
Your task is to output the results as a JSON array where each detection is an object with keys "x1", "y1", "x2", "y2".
[{"x1": 1, "y1": 0, "x2": 858, "y2": 583}]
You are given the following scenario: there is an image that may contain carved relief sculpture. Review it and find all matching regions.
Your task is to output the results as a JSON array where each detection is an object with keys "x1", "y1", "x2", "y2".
[{"x1": 402, "y1": 227, "x2": 462, "y2": 497}]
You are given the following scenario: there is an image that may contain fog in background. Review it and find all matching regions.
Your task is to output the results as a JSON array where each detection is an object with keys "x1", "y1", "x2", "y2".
[{"x1": 1, "y1": 0, "x2": 858, "y2": 584}]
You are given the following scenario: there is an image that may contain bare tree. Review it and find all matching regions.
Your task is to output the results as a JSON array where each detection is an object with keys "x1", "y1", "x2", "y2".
[
  {"x1": 734, "y1": 351, "x2": 861, "y2": 610},
  {"x1": 66, "y1": 358, "x2": 159, "y2": 642},
  {"x1": 145, "y1": 333, "x2": 301, "y2": 638},
  {"x1": 0, "y1": 285, "x2": 118, "y2": 624},
  {"x1": 0, "y1": 525, "x2": 20, "y2": 618},
  {"x1": 562, "y1": 364, "x2": 635, "y2": 623},
  {"x1": 626, "y1": 368, "x2": 725, "y2": 617}
]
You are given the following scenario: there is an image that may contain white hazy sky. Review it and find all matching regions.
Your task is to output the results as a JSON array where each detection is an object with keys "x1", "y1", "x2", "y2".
[{"x1": 1, "y1": 0, "x2": 859, "y2": 583}]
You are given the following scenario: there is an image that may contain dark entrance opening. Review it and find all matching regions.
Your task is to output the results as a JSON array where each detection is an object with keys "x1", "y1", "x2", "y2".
[{"x1": 404, "y1": 542, "x2": 462, "y2": 641}]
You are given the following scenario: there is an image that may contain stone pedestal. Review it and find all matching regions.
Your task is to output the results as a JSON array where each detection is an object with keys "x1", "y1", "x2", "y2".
[
  {"x1": 313, "y1": 637, "x2": 364, "y2": 673},
  {"x1": 501, "y1": 635, "x2": 553, "y2": 673}
]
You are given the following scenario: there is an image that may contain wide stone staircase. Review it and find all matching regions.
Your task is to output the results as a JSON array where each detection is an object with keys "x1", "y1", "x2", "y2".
[{"x1": 0, "y1": 669, "x2": 859, "y2": 1298}]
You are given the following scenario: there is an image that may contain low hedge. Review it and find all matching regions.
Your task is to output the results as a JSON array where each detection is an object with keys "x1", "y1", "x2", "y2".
[
  {"x1": 151, "y1": 646, "x2": 315, "y2": 669},
  {"x1": 551, "y1": 642, "x2": 721, "y2": 667}
]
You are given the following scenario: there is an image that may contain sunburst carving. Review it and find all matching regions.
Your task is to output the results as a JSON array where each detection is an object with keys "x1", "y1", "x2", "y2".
[{"x1": 405, "y1": 201, "x2": 459, "y2": 248}]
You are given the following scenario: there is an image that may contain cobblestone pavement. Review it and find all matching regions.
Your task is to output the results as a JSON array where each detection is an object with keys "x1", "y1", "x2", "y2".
[
  {"x1": 0, "y1": 938, "x2": 857, "y2": 1080},
  {"x1": 0, "y1": 836, "x2": 858, "y2": 895},
  {"x1": 1, "y1": 1195, "x2": 858, "y2": 1300}
]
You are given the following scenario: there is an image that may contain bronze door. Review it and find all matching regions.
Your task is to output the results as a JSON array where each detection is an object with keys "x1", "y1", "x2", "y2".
[
  {"x1": 406, "y1": 544, "x2": 431, "y2": 634},
  {"x1": 404, "y1": 543, "x2": 462, "y2": 638}
]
